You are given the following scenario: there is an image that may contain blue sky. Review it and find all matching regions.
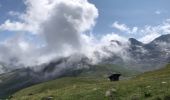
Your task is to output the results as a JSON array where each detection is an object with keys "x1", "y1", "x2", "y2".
[
  {"x1": 0, "y1": 0, "x2": 25, "y2": 23},
  {"x1": 0, "y1": 0, "x2": 25, "y2": 40},
  {"x1": 0, "y1": 0, "x2": 170, "y2": 41},
  {"x1": 89, "y1": 0, "x2": 170, "y2": 34}
]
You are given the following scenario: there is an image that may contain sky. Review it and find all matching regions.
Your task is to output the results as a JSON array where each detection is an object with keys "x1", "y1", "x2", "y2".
[
  {"x1": 0, "y1": 0, "x2": 170, "y2": 41},
  {"x1": 0, "y1": 0, "x2": 170, "y2": 68},
  {"x1": 89, "y1": 0, "x2": 170, "y2": 34}
]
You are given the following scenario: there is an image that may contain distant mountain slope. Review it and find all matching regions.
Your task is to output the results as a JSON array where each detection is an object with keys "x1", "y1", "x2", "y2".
[
  {"x1": 151, "y1": 34, "x2": 170, "y2": 43},
  {"x1": 0, "y1": 68, "x2": 41, "y2": 98},
  {"x1": 114, "y1": 34, "x2": 170, "y2": 71},
  {"x1": 0, "y1": 63, "x2": 11, "y2": 74},
  {"x1": 129, "y1": 38, "x2": 144, "y2": 46},
  {"x1": 0, "y1": 64, "x2": 138, "y2": 99},
  {"x1": 11, "y1": 64, "x2": 170, "y2": 100},
  {"x1": 79, "y1": 34, "x2": 170, "y2": 72}
]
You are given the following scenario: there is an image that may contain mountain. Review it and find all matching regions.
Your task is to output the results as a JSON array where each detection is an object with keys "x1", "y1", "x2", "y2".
[
  {"x1": 130, "y1": 34, "x2": 170, "y2": 71},
  {"x1": 1, "y1": 34, "x2": 170, "y2": 73},
  {"x1": 1, "y1": 34, "x2": 170, "y2": 98},
  {"x1": 129, "y1": 38, "x2": 144, "y2": 46},
  {"x1": 151, "y1": 34, "x2": 170, "y2": 43},
  {"x1": 0, "y1": 58, "x2": 138, "y2": 99},
  {"x1": 101, "y1": 34, "x2": 170, "y2": 71},
  {"x1": 0, "y1": 68, "x2": 42, "y2": 98},
  {"x1": 0, "y1": 64, "x2": 7, "y2": 74}
]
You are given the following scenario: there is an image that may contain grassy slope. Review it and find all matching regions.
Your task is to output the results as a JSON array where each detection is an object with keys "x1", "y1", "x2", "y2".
[
  {"x1": 11, "y1": 64, "x2": 170, "y2": 100},
  {"x1": 0, "y1": 64, "x2": 138, "y2": 99}
]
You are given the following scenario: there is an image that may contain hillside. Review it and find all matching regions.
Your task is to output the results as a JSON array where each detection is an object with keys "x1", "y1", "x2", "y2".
[
  {"x1": 11, "y1": 64, "x2": 170, "y2": 100},
  {"x1": 0, "y1": 68, "x2": 40, "y2": 98},
  {"x1": 0, "y1": 64, "x2": 138, "y2": 99}
]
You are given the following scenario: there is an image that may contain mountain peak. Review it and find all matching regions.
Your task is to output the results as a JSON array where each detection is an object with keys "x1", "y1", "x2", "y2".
[
  {"x1": 110, "y1": 40, "x2": 121, "y2": 45},
  {"x1": 129, "y1": 38, "x2": 143, "y2": 46}
]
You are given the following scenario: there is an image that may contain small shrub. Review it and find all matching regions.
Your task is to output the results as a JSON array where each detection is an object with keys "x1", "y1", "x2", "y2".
[
  {"x1": 164, "y1": 95, "x2": 170, "y2": 100},
  {"x1": 41, "y1": 96, "x2": 54, "y2": 100},
  {"x1": 8, "y1": 95, "x2": 13, "y2": 98},
  {"x1": 153, "y1": 96, "x2": 162, "y2": 100},
  {"x1": 131, "y1": 94, "x2": 141, "y2": 100},
  {"x1": 28, "y1": 93, "x2": 33, "y2": 96},
  {"x1": 144, "y1": 91, "x2": 152, "y2": 98}
]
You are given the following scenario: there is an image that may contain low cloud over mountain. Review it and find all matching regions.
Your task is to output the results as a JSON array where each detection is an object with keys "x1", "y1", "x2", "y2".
[{"x1": 0, "y1": 0, "x2": 170, "y2": 74}]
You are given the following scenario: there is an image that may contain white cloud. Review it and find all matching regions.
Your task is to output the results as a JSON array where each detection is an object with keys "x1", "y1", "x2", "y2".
[
  {"x1": 18, "y1": 41, "x2": 30, "y2": 51},
  {"x1": 0, "y1": 0, "x2": 54, "y2": 33},
  {"x1": 111, "y1": 21, "x2": 138, "y2": 33},
  {"x1": 111, "y1": 19, "x2": 170, "y2": 44},
  {"x1": 80, "y1": 33, "x2": 130, "y2": 64},
  {"x1": 138, "y1": 19, "x2": 170, "y2": 43},
  {"x1": 155, "y1": 10, "x2": 161, "y2": 15},
  {"x1": 100, "y1": 33, "x2": 128, "y2": 43},
  {"x1": 41, "y1": 0, "x2": 98, "y2": 53},
  {"x1": 0, "y1": 20, "x2": 33, "y2": 32},
  {"x1": 0, "y1": 0, "x2": 99, "y2": 69},
  {"x1": 8, "y1": 11, "x2": 21, "y2": 17},
  {"x1": 139, "y1": 33, "x2": 161, "y2": 43},
  {"x1": 161, "y1": 19, "x2": 170, "y2": 33},
  {"x1": 112, "y1": 21, "x2": 130, "y2": 32},
  {"x1": 132, "y1": 27, "x2": 138, "y2": 33}
]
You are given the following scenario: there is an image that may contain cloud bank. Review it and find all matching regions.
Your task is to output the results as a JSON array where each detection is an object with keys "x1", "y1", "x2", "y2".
[
  {"x1": 0, "y1": 0, "x2": 100, "y2": 69},
  {"x1": 0, "y1": 0, "x2": 170, "y2": 73},
  {"x1": 0, "y1": 0, "x2": 129, "y2": 69},
  {"x1": 111, "y1": 19, "x2": 170, "y2": 43}
]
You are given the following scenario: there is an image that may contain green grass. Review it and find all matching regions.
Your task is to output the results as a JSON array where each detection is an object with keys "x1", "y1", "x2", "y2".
[
  {"x1": 10, "y1": 64, "x2": 170, "y2": 100},
  {"x1": 0, "y1": 64, "x2": 138, "y2": 99},
  {"x1": 79, "y1": 64, "x2": 139, "y2": 77}
]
